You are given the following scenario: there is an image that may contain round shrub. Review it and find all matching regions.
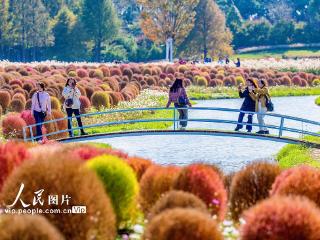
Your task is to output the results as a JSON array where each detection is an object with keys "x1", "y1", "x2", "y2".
[
  {"x1": 0, "y1": 214, "x2": 64, "y2": 240},
  {"x1": 79, "y1": 96, "x2": 91, "y2": 113},
  {"x1": 125, "y1": 157, "x2": 153, "y2": 181},
  {"x1": 280, "y1": 76, "x2": 292, "y2": 86},
  {"x1": 240, "y1": 196, "x2": 320, "y2": 240},
  {"x1": 76, "y1": 68, "x2": 88, "y2": 78},
  {"x1": 139, "y1": 165, "x2": 181, "y2": 214},
  {"x1": 71, "y1": 145, "x2": 128, "y2": 161},
  {"x1": 173, "y1": 164, "x2": 227, "y2": 220},
  {"x1": 100, "y1": 66, "x2": 110, "y2": 77},
  {"x1": 292, "y1": 76, "x2": 302, "y2": 86},
  {"x1": 86, "y1": 155, "x2": 139, "y2": 226},
  {"x1": 2, "y1": 113, "x2": 27, "y2": 138},
  {"x1": 0, "y1": 141, "x2": 30, "y2": 191},
  {"x1": 229, "y1": 162, "x2": 281, "y2": 221},
  {"x1": 143, "y1": 208, "x2": 223, "y2": 240},
  {"x1": 195, "y1": 76, "x2": 208, "y2": 87},
  {"x1": 51, "y1": 110, "x2": 68, "y2": 139},
  {"x1": 92, "y1": 69, "x2": 104, "y2": 80},
  {"x1": 91, "y1": 91, "x2": 110, "y2": 110},
  {"x1": 235, "y1": 75, "x2": 245, "y2": 85},
  {"x1": 84, "y1": 86, "x2": 94, "y2": 99},
  {"x1": 312, "y1": 79, "x2": 320, "y2": 86},
  {"x1": 165, "y1": 65, "x2": 175, "y2": 75},
  {"x1": 270, "y1": 165, "x2": 320, "y2": 207},
  {"x1": 9, "y1": 98, "x2": 25, "y2": 112},
  {"x1": 110, "y1": 67, "x2": 122, "y2": 76},
  {"x1": 148, "y1": 190, "x2": 208, "y2": 221},
  {"x1": 0, "y1": 90, "x2": 11, "y2": 112},
  {"x1": 12, "y1": 92, "x2": 26, "y2": 104},
  {"x1": 0, "y1": 155, "x2": 116, "y2": 240},
  {"x1": 51, "y1": 96, "x2": 62, "y2": 110},
  {"x1": 122, "y1": 68, "x2": 133, "y2": 80}
]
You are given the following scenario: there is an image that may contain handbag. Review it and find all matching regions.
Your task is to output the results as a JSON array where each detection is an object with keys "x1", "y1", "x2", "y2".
[
  {"x1": 37, "y1": 92, "x2": 47, "y2": 119},
  {"x1": 177, "y1": 88, "x2": 187, "y2": 106},
  {"x1": 265, "y1": 94, "x2": 274, "y2": 112}
]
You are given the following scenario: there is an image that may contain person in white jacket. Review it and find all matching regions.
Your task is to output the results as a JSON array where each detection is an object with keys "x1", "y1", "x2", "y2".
[{"x1": 62, "y1": 78, "x2": 87, "y2": 137}]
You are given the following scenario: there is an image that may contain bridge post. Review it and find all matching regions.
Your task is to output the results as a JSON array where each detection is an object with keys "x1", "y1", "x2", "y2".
[
  {"x1": 279, "y1": 117, "x2": 284, "y2": 137},
  {"x1": 30, "y1": 126, "x2": 34, "y2": 143},
  {"x1": 23, "y1": 127, "x2": 26, "y2": 142},
  {"x1": 173, "y1": 109, "x2": 176, "y2": 131}
]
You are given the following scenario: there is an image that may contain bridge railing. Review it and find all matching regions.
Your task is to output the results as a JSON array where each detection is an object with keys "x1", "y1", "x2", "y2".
[{"x1": 22, "y1": 107, "x2": 320, "y2": 142}]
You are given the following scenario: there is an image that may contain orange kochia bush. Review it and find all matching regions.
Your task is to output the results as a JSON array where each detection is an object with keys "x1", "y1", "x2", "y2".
[
  {"x1": 173, "y1": 164, "x2": 227, "y2": 220},
  {"x1": 139, "y1": 165, "x2": 181, "y2": 214}
]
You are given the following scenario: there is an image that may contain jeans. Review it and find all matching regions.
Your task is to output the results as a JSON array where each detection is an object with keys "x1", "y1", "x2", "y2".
[
  {"x1": 33, "y1": 111, "x2": 46, "y2": 140},
  {"x1": 257, "y1": 103, "x2": 268, "y2": 131},
  {"x1": 175, "y1": 103, "x2": 188, "y2": 127},
  {"x1": 236, "y1": 112, "x2": 253, "y2": 131},
  {"x1": 66, "y1": 108, "x2": 85, "y2": 137}
]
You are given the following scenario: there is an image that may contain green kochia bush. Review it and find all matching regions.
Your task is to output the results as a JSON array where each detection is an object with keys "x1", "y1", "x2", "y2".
[{"x1": 86, "y1": 155, "x2": 139, "y2": 227}]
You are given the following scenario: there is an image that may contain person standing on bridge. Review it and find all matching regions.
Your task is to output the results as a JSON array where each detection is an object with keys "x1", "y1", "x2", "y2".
[
  {"x1": 62, "y1": 78, "x2": 87, "y2": 137},
  {"x1": 235, "y1": 79, "x2": 257, "y2": 133},
  {"x1": 250, "y1": 79, "x2": 270, "y2": 134},
  {"x1": 31, "y1": 82, "x2": 51, "y2": 142},
  {"x1": 166, "y1": 78, "x2": 192, "y2": 130}
]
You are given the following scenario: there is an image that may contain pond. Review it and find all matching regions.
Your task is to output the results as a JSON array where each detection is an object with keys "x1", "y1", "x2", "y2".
[{"x1": 89, "y1": 96, "x2": 320, "y2": 173}]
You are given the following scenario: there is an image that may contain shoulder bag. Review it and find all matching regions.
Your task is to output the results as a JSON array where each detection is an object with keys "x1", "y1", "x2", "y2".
[{"x1": 37, "y1": 92, "x2": 47, "y2": 119}]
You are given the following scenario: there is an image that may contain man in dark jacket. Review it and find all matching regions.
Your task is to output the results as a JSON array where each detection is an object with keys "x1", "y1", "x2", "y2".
[{"x1": 235, "y1": 80, "x2": 257, "y2": 132}]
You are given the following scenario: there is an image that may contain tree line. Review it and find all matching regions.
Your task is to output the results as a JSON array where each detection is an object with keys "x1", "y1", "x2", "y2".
[{"x1": 0, "y1": 0, "x2": 319, "y2": 62}]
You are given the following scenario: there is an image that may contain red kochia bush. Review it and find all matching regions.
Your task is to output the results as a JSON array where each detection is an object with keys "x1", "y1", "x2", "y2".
[
  {"x1": 173, "y1": 164, "x2": 227, "y2": 220},
  {"x1": 0, "y1": 141, "x2": 30, "y2": 191},
  {"x1": 270, "y1": 165, "x2": 320, "y2": 207},
  {"x1": 229, "y1": 162, "x2": 281, "y2": 221},
  {"x1": 2, "y1": 113, "x2": 27, "y2": 138},
  {"x1": 79, "y1": 96, "x2": 91, "y2": 113},
  {"x1": 139, "y1": 165, "x2": 181, "y2": 214},
  {"x1": 240, "y1": 196, "x2": 320, "y2": 240},
  {"x1": 71, "y1": 145, "x2": 128, "y2": 161},
  {"x1": 143, "y1": 208, "x2": 223, "y2": 240}
]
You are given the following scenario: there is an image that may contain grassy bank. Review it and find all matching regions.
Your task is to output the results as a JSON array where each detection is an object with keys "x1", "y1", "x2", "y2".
[
  {"x1": 188, "y1": 86, "x2": 320, "y2": 100},
  {"x1": 234, "y1": 47, "x2": 320, "y2": 60},
  {"x1": 276, "y1": 136, "x2": 320, "y2": 169}
]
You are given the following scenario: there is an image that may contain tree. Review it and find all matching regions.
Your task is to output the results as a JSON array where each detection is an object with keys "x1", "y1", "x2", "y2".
[
  {"x1": 305, "y1": 0, "x2": 320, "y2": 42},
  {"x1": 51, "y1": 6, "x2": 85, "y2": 61},
  {"x1": 42, "y1": 0, "x2": 63, "y2": 17},
  {"x1": 269, "y1": 20, "x2": 295, "y2": 44},
  {"x1": 137, "y1": 0, "x2": 199, "y2": 47},
  {"x1": 267, "y1": 0, "x2": 293, "y2": 23},
  {"x1": 0, "y1": 0, "x2": 10, "y2": 58},
  {"x1": 179, "y1": 0, "x2": 232, "y2": 59},
  {"x1": 8, "y1": 0, "x2": 54, "y2": 61},
  {"x1": 81, "y1": 0, "x2": 120, "y2": 62}
]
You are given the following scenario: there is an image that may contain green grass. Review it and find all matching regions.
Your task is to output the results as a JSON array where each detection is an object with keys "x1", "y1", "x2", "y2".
[
  {"x1": 234, "y1": 47, "x2": 320, "y2": 60},
  {"x1": 276, "y1": 144, "x2": 320, "y2": 169},
  {"x1": 188, "y1": 86, "x2": 320, "y2": 100},
  {"x1": 315, "y1": 96, "x2": 320, "y2": 106},
  {"x1": 74, "y1": 108, "x2": 174, "y2": 135}
]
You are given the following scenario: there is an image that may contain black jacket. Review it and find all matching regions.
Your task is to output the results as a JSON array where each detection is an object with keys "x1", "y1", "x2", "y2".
[{"x1": 239, "y1": 88, "x2": 255, "y2": 112}]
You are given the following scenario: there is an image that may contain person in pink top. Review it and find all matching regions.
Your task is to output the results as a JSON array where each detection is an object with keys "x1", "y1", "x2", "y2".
[
  {"x1": 31, "y1": 82, "x2": 51, "y2": 141},
  {"x1": 166, "y1": 79, "x2": 192, "y2": 130}
]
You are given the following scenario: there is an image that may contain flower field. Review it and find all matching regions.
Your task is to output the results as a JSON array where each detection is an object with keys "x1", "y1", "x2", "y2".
[
  {"x1": 1, "y1": 141, "x2": 320, "y2": 239},
  {"x1": 0, "y1": 61, "x2": 320, "y2": 140}
]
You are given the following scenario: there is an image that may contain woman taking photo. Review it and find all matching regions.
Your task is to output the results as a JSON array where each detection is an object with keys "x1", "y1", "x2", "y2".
[
  {"x1": 62, "y1": 78, "x2": 87, "y2": 137},
  {"x1": 235, "y1": 79, "x2": 257, "y2": 133},
  {"x1": 166, "y1": 79, "x2": 192, "y2": 130},
  {"x1": 31, "y1": 82, "x2": 51, "y2": 142},
  {"x1": 250, "y1": 79, "x2": 270, "y2": 134}
]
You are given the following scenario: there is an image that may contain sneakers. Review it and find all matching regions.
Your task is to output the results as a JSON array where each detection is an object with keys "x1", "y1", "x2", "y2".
[
  {"x1": 256, "y1": 130, "x2": 270, "y2": 134},
  {"x1": 81, "y1": 132, "x2": 88, "y2": 136},
  {"x1": 179, "y1": 127, "x2": 186, "y2": 131},
  {"x1": 234, "y1": 127, "x2": 241, "y2": 131}
]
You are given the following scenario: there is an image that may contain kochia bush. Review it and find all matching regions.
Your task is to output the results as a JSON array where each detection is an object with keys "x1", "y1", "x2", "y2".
[
  {"x1": 0, "y1": 214, "x2": 64, "y2": 240},
  {"x1": 173, "y1": 164, "x2": 227, "y2": 220},
  {"x1": 2, "y1": 113, "x2": 27, "y2": 138},
  {"x1": 240, "y1": 196, "x2": 320, "y2": 240},
  {"x1": 91, "y1": 91, "x2": 110, "y2": 110},
  {"x1": 143, "y1": 208, "x2": 223, "y2": 240},
  {"x1": 0, "y1": 155, "x2": 116, "y2": 240},
  {"x1": 86, "y1": 155, "x2": 139, "y2": 226}
]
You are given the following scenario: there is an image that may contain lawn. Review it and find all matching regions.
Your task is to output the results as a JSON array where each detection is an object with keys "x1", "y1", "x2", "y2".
[{"x1": 234, "y1": 47, "x2": 320, "y2": 60}]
